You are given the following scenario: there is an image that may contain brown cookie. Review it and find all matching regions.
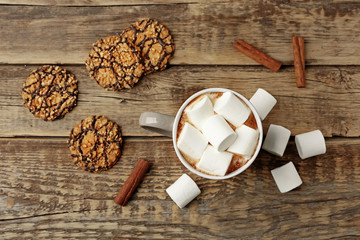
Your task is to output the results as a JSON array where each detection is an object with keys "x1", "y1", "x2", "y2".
[
  {"x1": 122, "y1": 19, "x2": 175, "y2": 74},
  {"x1": 85, "y1": 35, "x2": 145, "y2": 91},
  {"x1": 69, "y1": 115, "x2": 123, "y2": 173},
  {"x1": 22, "y1": 65, "x2": 78, "y2": 121}
]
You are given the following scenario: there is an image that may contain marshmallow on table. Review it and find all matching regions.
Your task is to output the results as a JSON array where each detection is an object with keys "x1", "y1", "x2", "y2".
[
  {"x1": 185, "y1": 95, "x2": 214, "y2": 130},
  {"x1": 249, "y1": 88, "x2": 277, "y2": 120},
  {"x1": 227, "y1": 125, "x2": 259, "y2": 158},
  {"x1": 271, "y1": 162, "x2": 302, "y2": 193},
  {"x1": 177, "y1": 122, "x2": 208, "y2": 160},
  {"x1": 262, "y1": 124, "x2": 291, "y2": 157},
  {"x1": 166, "y1": 174, "x2": 201, "y2": 208},
  {"x1": 214, "y1": 91, "x2": 251, "y2": 127},
  {"x1": 196, "y1": 145, "x2": 233, "y2": 176},
  {"x1": 201, "y1": 114, "x2": 237, "y2": 151},
  {"x1": 295, "y1": 130, "x2": 326, "y2": 159}
]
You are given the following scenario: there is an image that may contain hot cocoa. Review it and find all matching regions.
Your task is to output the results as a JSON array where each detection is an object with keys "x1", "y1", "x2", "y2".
[{"x1": 176, "y1": 91, "x2": 259, "y2": 176}]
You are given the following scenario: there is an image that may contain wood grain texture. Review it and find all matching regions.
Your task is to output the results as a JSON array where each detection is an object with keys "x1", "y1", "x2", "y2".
[
  {"x1": 0, "y1": 0, "x2": 224, "y2": 6},
  {"x1": 0, "y1": 137, "x2": 359, "y2": 239},
  {"x1": 1, "y1": 65, "x2": 359, "y2": 137},
  {"x1": 1, "y1": 1, "x2": 360, "y2": 239},
  {"x1": 0, "y1": 1, "x2": 360, "y2": 65}
]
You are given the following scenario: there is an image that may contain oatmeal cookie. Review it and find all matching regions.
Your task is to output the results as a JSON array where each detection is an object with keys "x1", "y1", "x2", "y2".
[
  {"x1": 69, "y1": 115, "x2": 123, "y2": 172},
  {"x1": 85, "y1": 35, "x2": 145, "y2": 90},
  {"x1": 22, "y1": 65, "x2": 78, "y2": 121},
  {"x1": 122, "y1": 19, "x2": 175, "y2": 74}
]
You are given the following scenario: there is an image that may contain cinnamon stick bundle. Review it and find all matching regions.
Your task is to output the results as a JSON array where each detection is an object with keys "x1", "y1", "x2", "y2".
[
  {"x1": 114, "y1": 159, "x2": 151, "y2": 206},
  {"x1": 233, "y1": 38, "x2": 282, "y2": 72},
  {"x1": 292, "y1": 36, "x2": 306, "y2": 88}
]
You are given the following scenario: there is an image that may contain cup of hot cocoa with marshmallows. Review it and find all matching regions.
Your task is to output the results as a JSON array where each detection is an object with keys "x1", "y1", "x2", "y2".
[{"x1": 140, "y1": 88, "x2": 269, "y2": 180}]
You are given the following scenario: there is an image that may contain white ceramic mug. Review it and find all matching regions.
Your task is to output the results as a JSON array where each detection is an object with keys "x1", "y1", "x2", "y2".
[{"x1": 139, "y1": 88, "x2": 263, "y2": 180}]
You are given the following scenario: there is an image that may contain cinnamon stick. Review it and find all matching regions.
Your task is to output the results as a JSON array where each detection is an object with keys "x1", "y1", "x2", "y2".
[
  {"x1": 292, "y1": 36, "x2": 306, "y2": 88},
  {"x1": 234, "y1": 38, "x2": 282, "y2": 72},
  {"x1": 114, "y1": 159, "x2": 151, "y2": 206}
]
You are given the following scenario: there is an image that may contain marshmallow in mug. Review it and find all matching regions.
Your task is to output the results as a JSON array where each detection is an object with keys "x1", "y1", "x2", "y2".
[
  {"x1": 166, "y1": 174, "x2": 201, "y2": 208},
  {"x1": 197, "y1": 145, "x2": 233, "y2": 176},
  {"x1": 201, "y1": 114, "x2": 237, "y2": 152},
  {"x1": 227, "y1": 125, "x2": 259, "y2": 158},
  {"x1": 214, "y1": 91, "x2": 251, "y2": 127},
  {"x1": 185, "y1": 95, "x2": 214, "y2": 130},
  {"x1": 177, "y1": 122, "x2": 208, "y2": 160}
]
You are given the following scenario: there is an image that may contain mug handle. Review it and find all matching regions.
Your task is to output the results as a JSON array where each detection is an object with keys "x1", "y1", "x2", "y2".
[{"x1": 139, "y1": 112, "x2": 175, "y2": 138}]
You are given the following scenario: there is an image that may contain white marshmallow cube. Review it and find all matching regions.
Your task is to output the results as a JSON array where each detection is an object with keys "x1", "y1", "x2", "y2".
[
  {"x1": 201, "y1": 114, "x2": 237, "y2": 151},
  {"x1": 262, "y1": 124, "x2": 291, "y2": 157},
  {"x1": 249, "y1": 88, "x2": 277, "y2": 120},
  {"x1": 214, "y1": 91, "x2": 251, "y2": 127},
  {"x1": 166, "y1": 174, "x2": 201, "y2": 208},
  {"x1": 295, "y1": 130, "x2": 326, "y2": 159},
  {"x1": 271, "y1": 162, "x2": 303, "y2": 193},
  {"x1": 196, "y1": 145, "x2": 233, "y2": 176},
  {"x1": 227, "y1": 125, "x2": 259, "y2": 158},
  {"x1": 185, "y1": 95, "x2": 214, "y2": 130},
  {"x1": 177, "y1": 122, "x2": 208, "y2": 160}
]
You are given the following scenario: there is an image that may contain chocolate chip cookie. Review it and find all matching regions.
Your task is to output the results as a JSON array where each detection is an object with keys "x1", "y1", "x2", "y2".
[
  {"x1": 122, "y1": 19, "x2": 175, "y2": 74},
  {"x1": 22, "y1": 65, "x2": 78, "y2": 121},
  {"x1": 85, "y1": 35, "x2": 145, "y2": 90},
  {"x1": 69, "y1": 115, "x2": 123, "y2": 173}
]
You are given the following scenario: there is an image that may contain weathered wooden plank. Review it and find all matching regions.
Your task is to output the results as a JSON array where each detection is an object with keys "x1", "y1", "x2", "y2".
[
  {"x1": 0, "y1": 0, "x2": 354, "y2": 6},
  {"x1": 1, "y1": 65, "x2": 359, "y2": 137},
  {"x1": 0, "y1": 137, "x2": 359, "y2": 239},
  {"x1": 0, "y1": 2, "x2": 360, "y2": 65},
  {"x1": 0, "y1": 0, "x2": 229, "y2": 6}
]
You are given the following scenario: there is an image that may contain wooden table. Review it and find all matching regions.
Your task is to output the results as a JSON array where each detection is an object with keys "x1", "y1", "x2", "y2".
[{"x1": 1, "y1": 1, "x2": 359, "y2": 239}]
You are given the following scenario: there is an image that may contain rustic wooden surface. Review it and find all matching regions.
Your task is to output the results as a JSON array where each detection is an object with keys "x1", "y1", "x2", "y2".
[
  {"x1": 0, "y1": 1, "x2": 359, "y2": 239},
  {"x1": 1, "y1": 2, "x2": 360, "y2": 65}
]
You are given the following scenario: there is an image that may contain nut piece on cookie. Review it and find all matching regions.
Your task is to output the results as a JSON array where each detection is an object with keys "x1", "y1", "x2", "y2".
[
  {"x1": 22, "y1": 65, "x2": 78, "y2": 121},
  {"x1": 68, "y1": 115, "x2": 123, "y2": 172},
  {"x1": 85, "y1": 35, "x2": 145, "y2": 91},
  {"x1": 122, "y1": 19, "x2": 175, "y2": 74}
]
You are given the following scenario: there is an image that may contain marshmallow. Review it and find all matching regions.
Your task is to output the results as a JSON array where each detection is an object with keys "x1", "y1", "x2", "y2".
[
  {"x1": 295, "y1": 130, "x2": 326, "y2": 159},
  {"x1": 196, "y1": 145, "x2": 233, "y2": 176},
  {"x1": 201, "y1": 114, "x2": 237, "y2": 151},
  {"x1": 262, "y1": 124, "x2": 291, "y2": 157},
  {"x1": 177, "y1": 122, "x2": 208, "y2": 160},
  {"x1": 166, "y1": 174, "x2": 201, "y2": 208},
  {"x1": 214, "y1": 91, "x2": 251, "y2": 127},
  {"x1": 227, "y1": 125, "x2": 259, "y2": 158},
  {"x1": 249, "y1": 88, "x2": 277, "y2": 120},
  {"x1": 271, "y1": 162, "x2": 302, "y2": 193},
  {"x1": 185, "y1": 95, "x2": 214, "y2": 130}
]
